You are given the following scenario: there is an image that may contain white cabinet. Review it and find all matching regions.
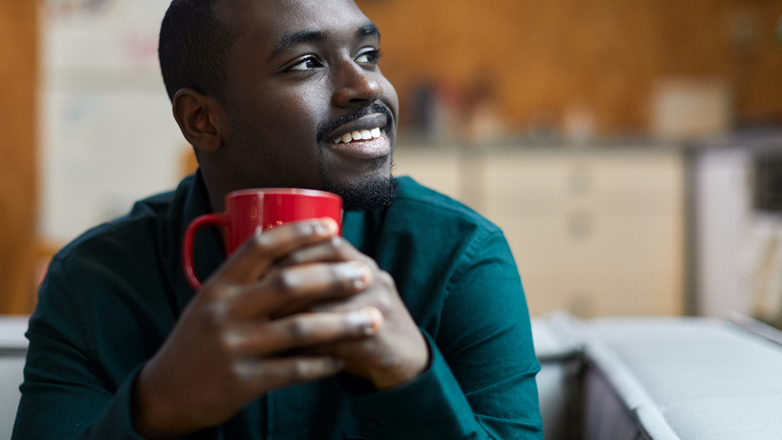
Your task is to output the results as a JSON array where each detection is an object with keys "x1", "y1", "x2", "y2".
[{"x1": 394, "y1": 145, "x2": 686, "y2": 318}]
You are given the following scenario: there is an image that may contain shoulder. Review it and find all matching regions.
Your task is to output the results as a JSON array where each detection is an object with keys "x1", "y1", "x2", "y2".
[
  {"x1": 373, "y1": 177, "x2": 510, "y2": 284},
  {"x1": 50, "y1": 173, "x2": 199, "y2": 280},
  {"x1": 387, "y1": 176, "x2": 502, "y2": 238},
  {"x1": 55, "y1": 190, "x2": 177, "y2": 267}
]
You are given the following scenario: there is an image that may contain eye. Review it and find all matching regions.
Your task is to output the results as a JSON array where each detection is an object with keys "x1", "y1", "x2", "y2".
[
  {"x1": 355, "y1": 49, "x2": 382, "y2": 65},
  {"x1": 288, "y1": 56, "x2": 323, "y2": 71}
]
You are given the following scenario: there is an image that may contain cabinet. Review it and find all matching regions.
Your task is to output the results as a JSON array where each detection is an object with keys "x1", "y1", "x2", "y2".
[{"x1": 394, "y1": 144, "x2": 685, "y2": 318}]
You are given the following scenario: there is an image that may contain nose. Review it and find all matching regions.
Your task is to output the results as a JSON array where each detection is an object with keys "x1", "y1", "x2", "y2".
[{"x1": 332, "y1": 60, "x2": 383, "y2": 108}]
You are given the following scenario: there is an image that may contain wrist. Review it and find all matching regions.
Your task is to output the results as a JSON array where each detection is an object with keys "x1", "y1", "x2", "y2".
[
  {"x1": 132, "y1": 364, "x2": 187, "y2": 439},
  {"x1": 370, "y1": 341, "x2": 431, "y2": 390}
]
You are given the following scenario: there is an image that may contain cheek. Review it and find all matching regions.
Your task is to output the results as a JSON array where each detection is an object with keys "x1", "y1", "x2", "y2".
[
  {"x1": 253, "y1": 87, "x2": 326, "y2": 144},
  {"x1": 382, "y1": 79, "x2": 399, "y2": 109}
]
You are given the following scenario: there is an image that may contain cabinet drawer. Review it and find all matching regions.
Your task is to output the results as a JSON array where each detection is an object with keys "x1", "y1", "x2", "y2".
[
  {"x1": 494, "y1": 214, "x2": 683, "y2": 273},
  {"x1": 483, "y1": 150, "x2": 684, "y2": 217},
  {"x1": 522, "y1": 270, "x2": 683, "y2": 317}
]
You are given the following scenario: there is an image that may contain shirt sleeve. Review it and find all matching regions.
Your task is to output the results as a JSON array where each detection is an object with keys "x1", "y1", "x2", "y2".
[
  {"x1": 345, "y1": 230, "x2": 544, "y2": 439},
  {"x1": 12, "y1": 257, "x2": 149, "y2": 440}
]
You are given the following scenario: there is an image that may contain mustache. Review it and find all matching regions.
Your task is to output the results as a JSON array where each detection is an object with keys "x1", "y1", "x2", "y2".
[{"x1": 316, "y1": 103, "x2": 394, "y2": 143}]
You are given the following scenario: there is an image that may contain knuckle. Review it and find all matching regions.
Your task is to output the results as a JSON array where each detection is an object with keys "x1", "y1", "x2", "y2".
[
  {"x1": 219, "y1": 330, "x2": 242, "y2": 354},
  {"x1": 292, "y1": 222, "x2": 314, "y2": 237},
  {"x1": 272, "y1": 270, "x2": 297, "y2": 293},
  {"x1": 285, "y1": 318, "x2": 311, "y2": 342},
  {"x1": 329, "y1": 264, "x2": 347, "y2": 284},
  {"x1": 376, "y1": 270, "x2": 394, "y2": 287},
  {"x1": 289, "y1": 359, "x2": 311, "y2": 380},
  {"x1": 329, "y1": 236, "x2": 344, "y2": 249},
  {"x1": 376, "y1": 294, "x2": 394, "y2": 312},
  {"x1": 249, "y1": 232, "x2": 272, "y2": 253},
  {"x1": 200, "y1": 301, "x2": 228, "y2": 330}
]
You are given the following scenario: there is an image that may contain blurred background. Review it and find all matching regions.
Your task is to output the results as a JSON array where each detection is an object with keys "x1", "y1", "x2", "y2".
[{"x1": 1, "y1": 0, "x2": 781, "y2": 326}]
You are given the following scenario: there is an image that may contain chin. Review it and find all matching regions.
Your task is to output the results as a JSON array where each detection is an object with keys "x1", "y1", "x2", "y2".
[{"x1": 322, "y1": 172, "x2": 397, "y2": 212}]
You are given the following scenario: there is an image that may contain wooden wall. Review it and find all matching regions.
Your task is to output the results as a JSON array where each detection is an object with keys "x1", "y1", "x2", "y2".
[
  {"x1": 0, "y1": 1, "x2": 38, "y2": 314},
  {"x1": 0, "y1": 0, "x2": 779, "y2": 313},
  {"x1": 356, "y1": 0, "x2": 782, "y2": 135}
]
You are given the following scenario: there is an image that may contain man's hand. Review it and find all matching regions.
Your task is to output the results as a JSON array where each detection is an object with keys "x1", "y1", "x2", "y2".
[
  {"x1": 280, "y1": 236, "x2": 430, "y2": 391},
  {"x1": 132, "y1": 219, "x2": 383, "y2": 439}
]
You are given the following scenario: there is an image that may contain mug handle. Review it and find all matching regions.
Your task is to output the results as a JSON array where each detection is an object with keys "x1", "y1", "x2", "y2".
[{"x1": 183, "y1": 213, "x2": 230, "y2": 290}]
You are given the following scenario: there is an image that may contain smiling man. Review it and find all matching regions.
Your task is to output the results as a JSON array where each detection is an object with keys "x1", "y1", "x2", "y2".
[{"x1": 13, "y1": 0, "x2": 542, "y2": 439}]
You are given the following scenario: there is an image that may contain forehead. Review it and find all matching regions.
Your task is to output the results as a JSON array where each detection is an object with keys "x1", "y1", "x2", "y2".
[{"x1": 216, "y1": 0, "x2": 372, "y2": 49}]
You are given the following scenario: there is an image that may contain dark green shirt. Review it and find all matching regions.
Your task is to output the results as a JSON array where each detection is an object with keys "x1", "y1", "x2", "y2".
[{"x1": 13, "y1": 173, "x2": 542, "y2": 439}]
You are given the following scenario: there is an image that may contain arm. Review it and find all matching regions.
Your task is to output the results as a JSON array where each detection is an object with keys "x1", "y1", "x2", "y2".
[
  {"x1": 13, "y1": 219, "x2": 383, "y2": 440},
  {"x1": 13, "y1": 258, "x2": 149, "y2": 440},
  {"x1": 285, "y1": 230, "x2": 543, "y2": 439}
]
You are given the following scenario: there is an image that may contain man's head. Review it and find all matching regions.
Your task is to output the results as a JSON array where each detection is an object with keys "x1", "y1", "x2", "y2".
[{"x1": 159, "y1": 0, "x2": 399, "y2": 212}]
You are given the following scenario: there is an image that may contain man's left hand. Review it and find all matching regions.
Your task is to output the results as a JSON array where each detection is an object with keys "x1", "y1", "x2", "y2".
[{"x1": 277, "y1": 236, "x2": 429, "y2": 390}]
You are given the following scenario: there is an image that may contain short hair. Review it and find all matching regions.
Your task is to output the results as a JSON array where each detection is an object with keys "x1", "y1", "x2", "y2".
[{"x1": 158, "y1": 0, "x2": 239, "y2": 102}]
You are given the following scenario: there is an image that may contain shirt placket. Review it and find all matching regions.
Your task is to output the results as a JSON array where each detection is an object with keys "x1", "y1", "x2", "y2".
[{"x1": 266, "y1": 384, "x2": 307, "y2": 440}]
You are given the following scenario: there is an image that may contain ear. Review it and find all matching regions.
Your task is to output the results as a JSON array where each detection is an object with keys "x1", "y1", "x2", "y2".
[{"x1": 172, "y1": 88, "x2": 226, "y2": 154}]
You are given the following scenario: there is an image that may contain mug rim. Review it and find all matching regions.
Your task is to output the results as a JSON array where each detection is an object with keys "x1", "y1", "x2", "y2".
[{"x1": 225, "y1": 187, "x2": 342, "y2": 200}]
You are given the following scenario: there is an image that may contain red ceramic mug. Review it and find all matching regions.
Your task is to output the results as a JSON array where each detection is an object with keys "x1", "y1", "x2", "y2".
[{"x1": 182, "y1": 188, "x2": 343, "y2": 290}]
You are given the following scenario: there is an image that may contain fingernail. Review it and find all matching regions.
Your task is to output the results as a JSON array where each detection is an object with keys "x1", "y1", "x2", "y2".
[
  {"x1": 348, "y1": 307, "x2": 383, "y2": 335},
  {"x1": 347, "y1": 309, "x2": 377, "y2": 336},
  {"x1": 337, "y1": 262, "x2": 368, "y2": 289},
  {"x1": 320, "y1": 218, "x2": 338, "y2": 234},
  {"x1": 312, "y1": 221, "x2": 326, "y2": 235}
]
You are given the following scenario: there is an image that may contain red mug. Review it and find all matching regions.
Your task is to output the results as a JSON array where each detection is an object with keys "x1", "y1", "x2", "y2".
[{"x1": 183, "y1": 188, "x2": 343, "y2": 290}]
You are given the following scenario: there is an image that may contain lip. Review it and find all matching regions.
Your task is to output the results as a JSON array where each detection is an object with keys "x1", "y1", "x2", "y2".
[
  {"x1": 323, "y1": 112, "x2": 391, "y2": 160},
  {"x1": 327, "y1": 132, "x2": 390, "y2": 160},
  {"x1": 324, "y1": 113, "x2": 389, "y2": 144}
]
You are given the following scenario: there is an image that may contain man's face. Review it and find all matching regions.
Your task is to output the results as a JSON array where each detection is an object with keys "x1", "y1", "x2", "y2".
[{"x1": 214, "y1": 0, "x2": 399, "y2": 210}]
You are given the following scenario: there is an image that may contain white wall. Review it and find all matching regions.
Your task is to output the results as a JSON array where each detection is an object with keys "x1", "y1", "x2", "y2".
[{"x1": 41, "y1": 0, "x2": 185, "y2": 243}]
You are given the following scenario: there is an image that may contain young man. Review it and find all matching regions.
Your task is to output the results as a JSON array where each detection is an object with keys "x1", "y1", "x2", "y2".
[{"x1": 13, "y1": 0, "x2": 543, "y2": 438}]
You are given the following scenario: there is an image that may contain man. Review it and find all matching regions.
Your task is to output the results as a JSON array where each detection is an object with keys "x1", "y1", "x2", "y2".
[{"x1": 13, "y1": 0, "x2": 542, "y2": 438}]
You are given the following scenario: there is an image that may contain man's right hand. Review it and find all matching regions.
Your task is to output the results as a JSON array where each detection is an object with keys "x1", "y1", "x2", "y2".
[{"x1": 131, "y1": 218, "x2": 382, "y2": 439}]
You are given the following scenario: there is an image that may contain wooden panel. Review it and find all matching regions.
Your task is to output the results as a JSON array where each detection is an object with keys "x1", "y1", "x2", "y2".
[
  {"x1": 356, "y1": 0, "x2": 782, "y2": 134},
  {"x1": 0, "y1": 1, "x2": 39, "y2": 314},
  {"x1": 522, "y1": 270, "x2": 683, "y2": 318}
]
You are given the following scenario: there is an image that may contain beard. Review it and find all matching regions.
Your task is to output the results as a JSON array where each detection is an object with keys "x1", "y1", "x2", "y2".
[
  {"x1": 320, "y1": 161, "x2": 397, "y2": 212},
  {"x1": 316, "y1": 103, "x2": 398, "y2": 212}
]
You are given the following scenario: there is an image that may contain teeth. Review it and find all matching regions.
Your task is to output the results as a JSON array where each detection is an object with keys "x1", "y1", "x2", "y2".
[{"x1": 332, "y1": 127, "x2": 382, "y2": 144}]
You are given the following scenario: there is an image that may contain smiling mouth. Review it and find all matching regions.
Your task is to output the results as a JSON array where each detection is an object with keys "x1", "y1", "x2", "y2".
[
  {"x1": 326, "y1": 124, "x2": 390, "y2": 160},
  {"x1": 331, "y1": 127, "x2": 383, "y2": 144}
]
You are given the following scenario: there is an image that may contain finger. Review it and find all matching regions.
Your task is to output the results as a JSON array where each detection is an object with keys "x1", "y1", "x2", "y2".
[
  {"x1": 225, "y1": 308, "x2": 383, "y2": 356},
  {"x1": 216, "y1": 218, "x2": 339, "y2": 284},
  {"x1": 306, "y1": 271, "x2": 398, "y2": 315},
  {"x1": 228, "y1": 261, "x2": 373, "y2": 318},
  {"x1": 233, "y1": 356, "x2": 345, "y2": 392},
  {"x1": 278, "y1": 236, "x2": 376, "y2": 268}
]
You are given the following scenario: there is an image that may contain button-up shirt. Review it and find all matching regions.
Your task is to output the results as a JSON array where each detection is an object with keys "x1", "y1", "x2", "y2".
[{"x1": 13, "y1": 172, "x2": 542, "y2": 439}]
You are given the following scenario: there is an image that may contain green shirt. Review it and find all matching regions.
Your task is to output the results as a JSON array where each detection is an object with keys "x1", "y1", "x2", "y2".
[{"x1": 13, "y1": 173, "x2": 542, "y2": 439}]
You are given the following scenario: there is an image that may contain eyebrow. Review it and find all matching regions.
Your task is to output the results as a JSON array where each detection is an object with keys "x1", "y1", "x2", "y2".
[
  {"x1": 270, "y1": 30, "x2": 328, "y2": 60},
  {"x1": 269, "y1": 23, "x2": 381, "y2": 60},
  {"x1": 357, "y1": 23, "x2": 380, "y2": 40}
]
